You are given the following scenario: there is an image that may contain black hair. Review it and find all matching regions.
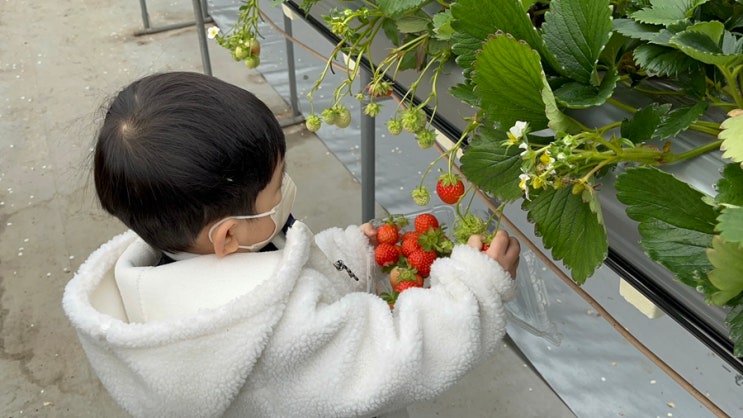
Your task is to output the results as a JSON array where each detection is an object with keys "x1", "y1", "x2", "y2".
[{"x1": 94, "y1": 71, "x2": 286, "y2": 252}]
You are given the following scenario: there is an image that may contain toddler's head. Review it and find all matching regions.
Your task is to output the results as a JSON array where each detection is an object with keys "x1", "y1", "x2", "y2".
[{"x1": 93, "y1": 71, "x2": 286, "y2": 253}]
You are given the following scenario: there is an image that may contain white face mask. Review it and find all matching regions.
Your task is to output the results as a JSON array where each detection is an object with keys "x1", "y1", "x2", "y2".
[{"x1": 208, "y1": 174, "x2": 297, "y2": 251}]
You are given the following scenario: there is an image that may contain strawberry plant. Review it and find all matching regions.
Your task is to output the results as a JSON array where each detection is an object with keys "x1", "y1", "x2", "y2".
[{"x1": 219, "y1": 0, "x2": 743, "y2": 354}]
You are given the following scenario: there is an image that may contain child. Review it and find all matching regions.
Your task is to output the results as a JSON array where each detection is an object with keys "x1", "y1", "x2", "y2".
[{"x1": 63, "y1": 71, "x2": 520, "y2": 418}]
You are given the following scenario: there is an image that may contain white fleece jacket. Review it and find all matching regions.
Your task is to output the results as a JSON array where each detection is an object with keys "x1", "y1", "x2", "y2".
[{"x1": 62, "y1": 221, "x2": 516, "y2": 418}]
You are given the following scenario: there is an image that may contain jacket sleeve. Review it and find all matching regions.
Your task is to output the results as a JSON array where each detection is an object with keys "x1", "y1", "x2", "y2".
[
  {"x1": 312, "y1": 225, "x2": 375, "y2": 292},
  {"x1": 261, "y1": 238, "x2": 517, "y2": 417}
]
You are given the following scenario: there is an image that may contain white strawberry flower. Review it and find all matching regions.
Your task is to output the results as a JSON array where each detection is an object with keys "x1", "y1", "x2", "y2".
[
  {"x1": 506, "y1": 121, "x2": 528, "y2": 145},
  {"x1": 518, "y1": 173, "x2": 531, "y2": 200},
  {"x1": 207, "y1": 26, "x2": 220, "y2": 39}
]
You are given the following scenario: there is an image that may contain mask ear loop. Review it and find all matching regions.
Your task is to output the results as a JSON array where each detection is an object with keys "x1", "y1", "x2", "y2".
[{"x1": 207, "y1": 208, "x2": 277, "y2": 244}]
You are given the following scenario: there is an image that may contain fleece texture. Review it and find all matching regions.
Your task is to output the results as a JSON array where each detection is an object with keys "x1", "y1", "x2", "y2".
[{"x1": 62, "y1": 221, "x2": 516, "y2": 418}]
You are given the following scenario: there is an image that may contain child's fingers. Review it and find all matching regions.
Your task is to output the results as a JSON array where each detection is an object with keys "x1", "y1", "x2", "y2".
[
  {"x1": 360, "y1": 223, "x2": 378, "y2": 245},
  {"x1": 485, "y1": 230, "x2": 510, "y2": 256},
  {"x1": 467, "y1": 234, "x2": 484, "y2": 249},
  {"x1": 485, "y1": 231, "x2": 520, "y2": 279}
]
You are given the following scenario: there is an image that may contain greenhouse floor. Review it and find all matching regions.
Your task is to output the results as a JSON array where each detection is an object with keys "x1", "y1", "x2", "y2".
[{"x1": 0, "y1": 0, "x2": 739, "y2": 417}]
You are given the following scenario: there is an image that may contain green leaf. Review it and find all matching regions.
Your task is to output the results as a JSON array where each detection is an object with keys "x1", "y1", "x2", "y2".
[
  {"x1": 716, "y1": 164, "x2": 743, "y2": 206},
  {"x1": 670, "y1": 22, "x2": 743, "y2": 67},
  {"x1": 553, "y1": 68, "x2": 619, "y2": 109},
  {"x1": 523, "y1": 187, "x2": 607, "y2": 283},
  {"x1": 620, "y1": 103, "x2": 672, "y2": 143},
  {"x1": 718, "y1": 206, "x2": 743, "y2": 244},
  {"x1": 613, "y1": 18, "x2": 663, "y2": 43},
  {"x1": 377, "y1": 0, "x2": 429, "y2": 17},
  {"x1": 719, "y1": 111, "x2": 743, "y2": 166},
  {"x1": 725, "y1": 305, "x2": 743, "y2": 356},
  {"x1": 541, "y1": 0, "x2": 613, "y2": 84},
  {"x1": 450, "y1": 0, "x2": 560, "y2": 76},
  {"x1": 395, "y1": 15, "x2": 430, "y2": 34},
  {"x1": 382, "y1": 17, "x2": 401, "y2": 46},
  {"x1": 630, "y1": 0, "x2": 710, "y2": 26},
  {"x1": 637, "y1": 218, "x2": 715, "y2": 288},
  {"x1": 449, "y1": 82, "x2": 479, "y2": 107},
  {"x1": 616, "y1": 167, "x2": 717, "y2": 232},
  {"x1": 654, "y1": 101, "x2": 708, "y2": 139},
  {"x1": 633, "y1": 44, "x2": 704, "y2": 76},
  {"x1": 615, "y1": 166, "x2": 717, "y2": 288},
  {"x1": 432, "y1": 9, "x2": 455, "y2": 40},
  {"x1": 472, "y1": 33, "x2": 552, "y2": 131},
  {"x1": 460, "y1": 126, "x2": 524, "y2": 202},
  {"x1": 707, "y1": 235, "x2": 743, "y2": 305}
]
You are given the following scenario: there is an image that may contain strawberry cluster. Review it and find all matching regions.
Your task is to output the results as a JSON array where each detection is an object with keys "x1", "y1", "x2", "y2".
[{"x1": 373, "y1": 212, "x2": 453, "y2": 308}]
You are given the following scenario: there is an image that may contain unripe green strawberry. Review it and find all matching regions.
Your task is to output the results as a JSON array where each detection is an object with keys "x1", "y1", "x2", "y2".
[
  {"x1": 401, "y1": 108, "x2": 425, "y2": 132},
  {"x1": 244, "y1": 55, "x2": 260, "y2": 69},
  {"x1": 416, "y1": 128, "x2": 436, "y2": 149},
  {"x1": 335, "y1": 106, "x2": 352, "y2": 128},
  {"x1": 411, "y1": 186, "x2": 430, "y2": 206},
  {"x1": 234, "y1": 46, "x2": 249, "y2": 60},
  {"x1": 321, "y1": 108, "x2": 337, "y2": 125},
  {"x1": 305, "y1": 114, "x2": 322, "y2": 132},
  {"x1": 364, "y1": 102, "x2": 381, "y2": 117},
  {"x1": 387, "y1": 118, "x2": 403, "y2": 135},
  {"x1": 453, "y1": 213, "x2": 486, "y2": 244}
]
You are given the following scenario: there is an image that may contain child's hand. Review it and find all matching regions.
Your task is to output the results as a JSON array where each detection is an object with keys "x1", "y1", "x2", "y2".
[
  {"x1": 467, "y1": 231, "x2": 520, "y2": 279},
  {"x1": 360, "y1": 223, "x2": 378, "y2": 246}
]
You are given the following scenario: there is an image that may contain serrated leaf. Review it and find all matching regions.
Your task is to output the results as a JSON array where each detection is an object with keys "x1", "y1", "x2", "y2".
[
  {"x1": 613, "y1": 18, "x2": 663, "y2": 43},
  {"x1": 616, "y1": 167, "x2": 717, "y2": 232},
  {"x1": 542, "y1": 0, "x2": 613, "y2": 84},
  {"x1": 615, "y1": 166, "x2": 717, "y2": 287},
  {"x1": 719, "y1": 111, "x2": 743, "y2": 166},
  {"x1": 553, "y1": 68, "x2": 619, "y2": 109},
  {"x1": 630, "y1": 0, "x2": 710, "y2": 26},
  {"x1": 377, "y1": 0, "x2": 429, "y2": 17},
  {"x1": 654, "y1": 101, "x2": 708, "y2": 139},
  {"x1": 670, "y1": 22, "x2": 743, "y2": 67},
  {"x1": 716, "y1": 163, "x2": 743, "y2": 206},
  {"x1": 395, "y1": 15, "x2": 430, "y2": 34},
  {"x1": 633, "y1": 44, "x2": 704, "y2": 76},
  {"x1": 718, "y1": 206, "x2": 743, "y2": 244},
  {"x1": 523, "y1": 187, "x2": 607, "y2": 283},
  {"x1": 460, "y1": 127, "x2": 524, "y2": 202},
  {"x1": 449, "y1": 82, "x2": 479, "y2": 107},
  {"x1": 637, "y1": 218, "x2": 714, "y2": 288},
  {"x1": 472, "y1": 33, "x2": 552, "y2": 131},
  {"x1": 707, "y1": 235, "x2": 743, "y2": 305},
  {"x1": 432, "y1": 9, "x2": 455, "y2": 40},
  {"x1": 450, "y1": 0, "x2": 561, "y2": 77},
  {"x1": 621, "y1": 103, "x2": 672, "y2": 143}
]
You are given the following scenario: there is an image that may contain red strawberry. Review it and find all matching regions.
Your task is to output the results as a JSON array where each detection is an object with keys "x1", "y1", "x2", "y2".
[
  {"x1": 436, "y1": 173, "x2": 465, "y2": 204},
  {"x1": 376, "y1": 224, "x2": 399, "y2": 245},
  {"x1": 389, "y1": 266, "x2": 424, "y2": 289},
  {"x1": 481, "y1": 243, "x2": 490, "y2": 252},
  {"x1": 374, "y1": 243, "x2": 401, "y2": 267},
  {"x1": 393, "y1": 280, "x2": 422, "y2": 293},
  {"x1": 407, "y1": 249, "x2": 437, "y2": 277},
  {"x1": 414, "y1": 213, "x2": 439, "y2": 234},
  {"x1": 401, "y1": 236, "x2": 422, "y2": 257},
  {"x1": 400, "y1": 231, "x2": 419, "y2": 243}
]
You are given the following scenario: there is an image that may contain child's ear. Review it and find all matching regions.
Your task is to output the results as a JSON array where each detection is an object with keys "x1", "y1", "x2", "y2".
[{"x1": 210, "y1": 219, "x2": 241, "y2": 258}]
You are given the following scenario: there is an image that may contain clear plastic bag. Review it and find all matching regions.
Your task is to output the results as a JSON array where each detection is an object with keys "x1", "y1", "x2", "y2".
[{"x1": 369, "y1": 205, "x2": 561, "y2": 344}]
